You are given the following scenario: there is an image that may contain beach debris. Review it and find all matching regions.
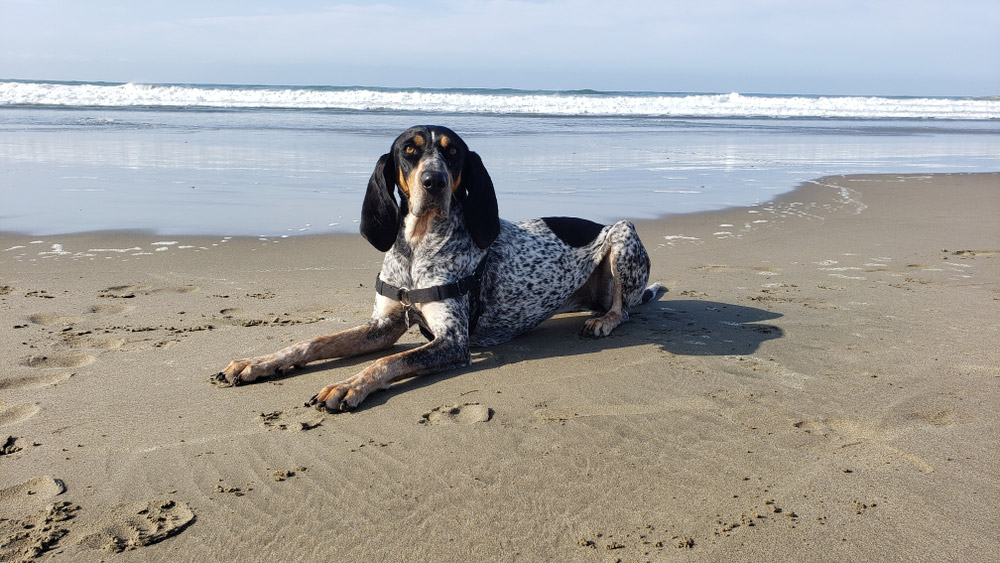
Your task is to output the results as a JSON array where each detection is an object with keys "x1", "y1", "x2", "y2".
[
  {"x1": 1, "y1": 435, "x2": 23, "y2": 456},
  {"x1": 272, "y1": 467, "x2": 307, "y2": 482},
  {"x1": 259, "y1": 410, "x2": 323, "y2": 431},
  {"x1": 215, "y1": 483, "x2": 250, "y2": 496}
]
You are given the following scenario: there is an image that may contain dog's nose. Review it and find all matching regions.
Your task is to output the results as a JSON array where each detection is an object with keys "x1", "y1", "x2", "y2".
[{"x1": 420, "y1": 170, "x2": 448, "y2": 192}]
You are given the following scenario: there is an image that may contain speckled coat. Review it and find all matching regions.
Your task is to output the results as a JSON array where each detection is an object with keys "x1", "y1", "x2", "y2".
[{"x1": 219, "y1": 125, "x2": 657, "y2": 412}]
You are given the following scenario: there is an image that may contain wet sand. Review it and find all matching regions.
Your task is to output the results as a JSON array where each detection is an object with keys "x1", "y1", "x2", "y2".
[{"x1": 1, "y1": 173, "x2": 998, "y2": 560}]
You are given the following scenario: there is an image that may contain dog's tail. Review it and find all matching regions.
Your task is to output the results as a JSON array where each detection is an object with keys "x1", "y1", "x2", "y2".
[{"x1": 634, "y1": 282, "x2": 664, "y2": 306}]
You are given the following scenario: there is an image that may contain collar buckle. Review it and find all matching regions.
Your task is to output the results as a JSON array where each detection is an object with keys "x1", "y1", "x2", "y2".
[{"x1": 398, "y1": 287, "x2": 412, "y2": 306}]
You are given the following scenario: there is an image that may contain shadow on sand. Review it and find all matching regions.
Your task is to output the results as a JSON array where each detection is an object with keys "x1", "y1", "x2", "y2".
[{"x1": 317, "y1": 297, "x2": 784, "y2": 411}]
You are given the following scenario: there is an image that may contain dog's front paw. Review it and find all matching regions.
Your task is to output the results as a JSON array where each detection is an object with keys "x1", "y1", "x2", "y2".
[
  {"x1": 308, "y1": 378, "x2": 367, "y2": 412},
  {"x1": 216, "y1": 357, "x2": 286, "y2": 386}
]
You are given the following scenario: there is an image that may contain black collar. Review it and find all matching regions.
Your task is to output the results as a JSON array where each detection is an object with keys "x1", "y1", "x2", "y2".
[{"x1": 375, "y1": 251, "x2": 490, "y2": 306}]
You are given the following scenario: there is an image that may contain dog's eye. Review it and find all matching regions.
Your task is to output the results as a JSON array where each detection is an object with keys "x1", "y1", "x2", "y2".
[
  {"x1": 448, "y1": 147, "x2": 458, "y2": 156},
  {"x1": 404, "y1": 144, "x2": 416, "y2": 155}
]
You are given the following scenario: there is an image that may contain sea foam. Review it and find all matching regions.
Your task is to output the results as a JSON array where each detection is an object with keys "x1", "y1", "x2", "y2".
[{"x1": 1, "y1": 80, "x2": 997, "y2": 120}]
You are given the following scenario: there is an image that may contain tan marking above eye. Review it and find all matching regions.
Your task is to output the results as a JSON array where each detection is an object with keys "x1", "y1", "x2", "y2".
[
  {"x1": 413, "y1": 134, "x2": 425, "y2": 147},
  {"x1": 439, "y1": 135, "x2": 450, "y2": 148}
]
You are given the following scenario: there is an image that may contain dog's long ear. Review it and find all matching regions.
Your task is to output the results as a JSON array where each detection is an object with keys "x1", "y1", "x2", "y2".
[
  {"x1": 461, "y1": 151, "x2": 500, "y2": 249},
  {"x1": 359, "y1": 152, "x2": 400, "y2": 252}
]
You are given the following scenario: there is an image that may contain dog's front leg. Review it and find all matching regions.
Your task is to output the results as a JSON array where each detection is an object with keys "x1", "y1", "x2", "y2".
[
  {"x1": 217, "y1": 297, "x2": 408, "y2": 385},
  {"x1": 309, "y1": 301, "x2": 470, "y2": 411}
]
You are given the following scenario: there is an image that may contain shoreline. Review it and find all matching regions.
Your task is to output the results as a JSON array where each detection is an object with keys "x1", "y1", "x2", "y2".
[
  {"x1": 2, "y1": 172, "x2": 998, "y2": 560},
  {"x1": 5, "y1": 103, "x2": 999, "y2": 238},
  {"x1": 3, "y1": 170, "x2": 996, "y2": 244}
]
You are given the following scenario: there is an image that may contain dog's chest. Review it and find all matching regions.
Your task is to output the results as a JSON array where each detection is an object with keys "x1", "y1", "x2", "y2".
[{"x1": 381, "y1": 236, "x2": 478, "y2": 290}]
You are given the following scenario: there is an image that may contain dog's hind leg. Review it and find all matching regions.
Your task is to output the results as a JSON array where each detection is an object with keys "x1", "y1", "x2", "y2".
[{"x1": 582, "y1": 220, "x2": 654, "y2": 337}]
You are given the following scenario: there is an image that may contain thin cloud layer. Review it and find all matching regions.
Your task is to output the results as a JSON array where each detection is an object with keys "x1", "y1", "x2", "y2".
[{"x1": 1, "y1": 0, "x2": 997, "y2": 94}]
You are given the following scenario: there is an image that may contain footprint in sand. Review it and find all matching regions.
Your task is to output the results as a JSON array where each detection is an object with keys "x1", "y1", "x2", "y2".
[
  {"x1": 419, "y1": 403, "x2": 493, "y2": 425},
  {"x1": 76, "y1": 499, "x2": 195, "y2": 553},
  {"x1": 260, "y1": 410, "x2": 324, "y2": 432},
  {"x1": 0, "y1": 475, "x2": 67, "y2": 518},
  {"x1": 0, "y1": 475, "x2": 66, "y2": 498},
  {"x1": 142, "y1": 285, "x2": 200, "y2": 295},
  {"x1": 0, "y1": 476, "x2": 73, "y2": 561},
  {"x1": 916, "y1": 410, "x2": 959, "y2": 427},
  {"x1": 791, "y1": 419, "x2": 829, "y2": 435},
  {"x1": 150, "y1": 285, "x2": 199, "y2": 295},
  {"x1": 215, "y1": 307, "x2": 326, "y2": 328},
  {"x1": 20, "y1": 353, "x2": 95, "y2": 369},
  {"x1": 60, "y1": 335, "x2": 125, "y2": 351},
  {"x1": 0, "y1": 372, "x2": 73, "y2": 391},
  {"x1": 87, "y1": 304, "x2": 133, "y2": 315},
  {"x1": 99, "y1": 285, "x2": 147, "y2": 298},
  {"x1": 792, "y1": 417, "x2": 936, "y2": 474},
  {"x1": 0, "y1": 501, "x2": 79, "y2": 561},
  {"x1": 99, "y1": 284, "x2": 199, "y2": 299},
  {"x1": 0, "y1": 401, "x2": 41, "y2": 427},
  {"x1": 27, "y1": 312, "x2": 84, "y2": 326}
]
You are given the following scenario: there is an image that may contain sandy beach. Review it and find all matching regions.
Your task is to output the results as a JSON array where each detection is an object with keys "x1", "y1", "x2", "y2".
[{"x1": 1, "y1": 172, "x2": 997, "y2": 561}]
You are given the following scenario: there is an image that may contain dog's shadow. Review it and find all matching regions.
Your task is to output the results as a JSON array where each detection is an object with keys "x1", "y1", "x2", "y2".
[{"x1": 335, "y1": 297, "x2": 784, "y2": 411}]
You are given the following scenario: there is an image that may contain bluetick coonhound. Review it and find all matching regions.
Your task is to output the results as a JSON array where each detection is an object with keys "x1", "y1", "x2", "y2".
[{"x1": 217, "y1": 125, "x2": 660, "y2": 411}]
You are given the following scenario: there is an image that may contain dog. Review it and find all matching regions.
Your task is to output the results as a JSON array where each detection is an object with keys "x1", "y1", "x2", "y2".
[{"x1": 217, "y1": 125, "x2": 659, "y2": 411}]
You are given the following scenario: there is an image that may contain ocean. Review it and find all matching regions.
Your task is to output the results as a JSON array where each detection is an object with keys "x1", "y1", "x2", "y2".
[{"x1": 2, "y1": 80, "x2": 998, "y2": 236}]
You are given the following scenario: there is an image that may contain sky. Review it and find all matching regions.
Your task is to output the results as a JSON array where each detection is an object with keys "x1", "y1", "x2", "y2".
[{"x1": 1, "y1": 0, "x2": 998, "y2": 96}]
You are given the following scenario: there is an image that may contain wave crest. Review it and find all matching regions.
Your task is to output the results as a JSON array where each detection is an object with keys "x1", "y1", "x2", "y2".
[{"x1": 1, "y1": 80, "x2": 997, "y2": 119}]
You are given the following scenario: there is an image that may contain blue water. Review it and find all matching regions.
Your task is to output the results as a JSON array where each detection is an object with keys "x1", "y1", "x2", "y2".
[{"x1": 1, "y1": 81, "x2": 998, "y2": 236}]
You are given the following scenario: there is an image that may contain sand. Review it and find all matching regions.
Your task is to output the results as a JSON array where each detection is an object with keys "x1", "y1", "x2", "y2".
[{"x1": 1, "y1": 173, "x2": 997, "y2": 561}]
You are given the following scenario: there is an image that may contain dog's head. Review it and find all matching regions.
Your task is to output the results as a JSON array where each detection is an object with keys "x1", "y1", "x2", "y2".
[{"x1": 360, "y1": 125, "x2": 499, "y2": 252}]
